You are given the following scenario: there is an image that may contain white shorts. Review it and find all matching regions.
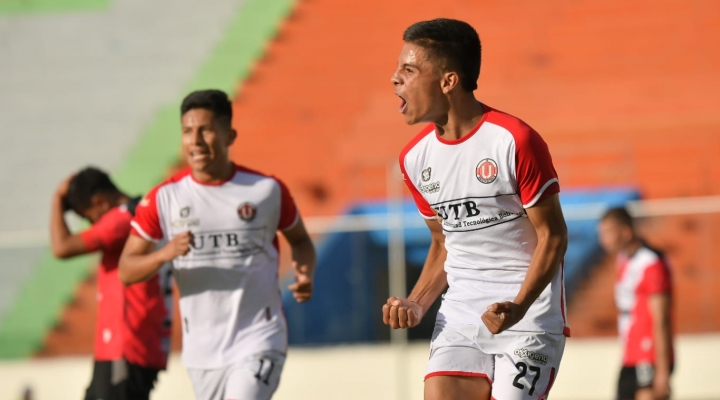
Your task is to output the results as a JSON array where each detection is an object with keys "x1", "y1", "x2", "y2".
[
  {"x1": 425, "y1": 323, "x2": 566, "y2": 400},
  {"x1": 187, "y1": 351, "x2": 286, "y2": 400}
]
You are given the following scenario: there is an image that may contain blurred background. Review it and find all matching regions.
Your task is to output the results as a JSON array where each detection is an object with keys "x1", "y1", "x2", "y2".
[{"x1": 1, "y1": 0, "x2": 719, "y2": 399}]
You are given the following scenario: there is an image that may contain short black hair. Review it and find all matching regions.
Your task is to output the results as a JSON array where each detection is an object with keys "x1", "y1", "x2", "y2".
[
  {"x1": 403, "y1": 18, "x2": 481, "y2": 92},
  {"x1": 180, "y1": 89, "x2": 233, "y2": 128},
  {"x1": 601, "y1": 206, "x2": 634, "y2": 229},
  {"x1": 65, "y1": 167, "x2": 119, "y2": 214}
]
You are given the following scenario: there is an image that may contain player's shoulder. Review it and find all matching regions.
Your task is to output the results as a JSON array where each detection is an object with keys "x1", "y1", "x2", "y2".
[
  {"x1": 399, "y1": 123, "x2": 436, "y2": 163},
  {"x1": 94, "y1": 204, "x2": 133, "y2": 227},
  {"x1": 483, "y1": 105, "x2": 541, "y2": 145}
]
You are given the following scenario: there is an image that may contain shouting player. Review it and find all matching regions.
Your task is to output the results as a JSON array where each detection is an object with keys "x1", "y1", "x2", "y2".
[
  {"x1": 383, "y1": 19, "x2": 570, "y2": 400},
  {"x1": 598, "y1": 207, "x2": 673, "y2": 400},
  {"x1": 50, "y1": 167, "x2": 171, "y2": 400},
  {"x1": 119, "y1": 89, "x2": 316, "y2": 400}
]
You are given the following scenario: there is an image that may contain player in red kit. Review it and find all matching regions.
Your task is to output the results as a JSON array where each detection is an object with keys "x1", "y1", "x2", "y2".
[
  {"x1": 50, "y1": 167, "x2": 172, "y2": 400},
  {"x1": 598, "y1": 207, "x2": 673, "y2": 400}
]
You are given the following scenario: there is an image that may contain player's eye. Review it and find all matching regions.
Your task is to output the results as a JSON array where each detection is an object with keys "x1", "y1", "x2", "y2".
[{"x1": 405, "y1": 68, "x2": 413, "y2": 74}]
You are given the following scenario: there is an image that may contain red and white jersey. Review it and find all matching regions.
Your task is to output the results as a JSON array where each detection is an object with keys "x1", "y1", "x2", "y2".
[
  {"x1": 130, "y1": 165, "x2": 298, "y2": 369},
  {"x1": 615, "y1": 245, "x2": 673, "y2": 366},
  {"x1": 400, "y1": 105, "x2": 569, "y2": 335},
  {"x1": 80, "y1": 204, "x2": 172, "y2": 369}
]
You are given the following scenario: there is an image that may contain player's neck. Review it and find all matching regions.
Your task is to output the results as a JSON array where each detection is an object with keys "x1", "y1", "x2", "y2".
[
  {"x1": 192, "y1": 160, "x2": 235, "y2": 184},
  {"x1": 435, "y1": 96, "x2": 484, "y2": 141},
  {"x1": 623, "y1": 238, "x2": 643, "y2": 258}
]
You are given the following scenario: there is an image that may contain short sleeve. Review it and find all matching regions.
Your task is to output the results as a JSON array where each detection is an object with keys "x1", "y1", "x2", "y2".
[
  {"x1": 640, "y1": 259, "x2": 672, "y2": 295},
  {"x1": 399, "y1": 157, "x2": 436, "y2": 219},
  {"x1": 514, "y1": 127, "x2": 560, "y2": 208},
  {"x1": 79, "y1": 209, "x2": 132, "y2": 253},
  {"x1": 275, "y1": 178, "x2": 299, "y2": 231},
  {"x1": 130, "y1": 187, "x2": 164, "y2": 242}
]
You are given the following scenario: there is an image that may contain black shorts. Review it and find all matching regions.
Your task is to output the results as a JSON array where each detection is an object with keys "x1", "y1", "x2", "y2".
[
  {"x1": 84, "y1": 359, "x2": 160, "y2": 400},
  {"x1": 617, "y1": 364, "x2": 673, "y2": 400}
]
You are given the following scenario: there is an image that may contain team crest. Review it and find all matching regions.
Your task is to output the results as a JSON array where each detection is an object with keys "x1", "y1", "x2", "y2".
[
  {"x1": 180, "y1": 206, "x2": 191, "y2": 218},
  {"x1": 421, "y1": 167, "x2": 432, "y2": 182},
  {"x1": 476, "y1": 159, "x2": 498, "y2": 184},
  {"x1": 237, "y1": 202, "x2": 257, "y2": 222}
]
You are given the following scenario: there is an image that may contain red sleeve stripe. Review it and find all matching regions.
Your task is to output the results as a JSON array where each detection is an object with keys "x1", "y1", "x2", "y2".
[
  {"x1": 130, "y1": 221, "x2": 161, "y2": 243},
  {"x1": 398, "y1": 124, "x2": 436, "y2": 218},
  {"x1": 523, "y1": 178, "x2": 559, "y2": 208}
]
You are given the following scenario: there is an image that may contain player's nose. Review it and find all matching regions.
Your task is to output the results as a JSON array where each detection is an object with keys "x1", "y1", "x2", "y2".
[{"x1": 390, "y1": 70, "x2": 401, "y2": 86}]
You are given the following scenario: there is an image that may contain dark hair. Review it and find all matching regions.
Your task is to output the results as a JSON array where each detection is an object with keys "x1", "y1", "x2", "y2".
[
  {"x1": 65, "y1": 167, "x2": 119, "y2": 214},
  {"x1": 180, "y1": 89, "x2": 233, "y2": 128},
  {"x1": 403, "y1": 18, "x2": 481, "y2": 92},
  {"x1": 601, "y1": 206, "x2": 634, "y2": 229}
]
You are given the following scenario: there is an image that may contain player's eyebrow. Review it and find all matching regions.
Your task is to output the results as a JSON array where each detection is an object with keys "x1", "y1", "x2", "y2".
[{"x1": 402, "y1": 63, "x2": 419, "y2": 70}]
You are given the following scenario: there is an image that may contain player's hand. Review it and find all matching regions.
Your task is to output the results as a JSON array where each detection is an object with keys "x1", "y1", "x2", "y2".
[
  {"x1": 160, "y1": 231, "x2": 194, "y2": 261},
  {"x1": 55, "y1": 174, "x2": 75, "y2": 199},
  {"x1": 653, "y1": 370, "x2": 671, "y2": 400},
  {"x1": 382, "y1": 297, "x2": 424, "y2": 329},
  {"x1": 288, "y1": 261, "x2": 313, "y2": 303},
  {"x1": 481, "y1": 302, "x2": 526, "y2": 334}
]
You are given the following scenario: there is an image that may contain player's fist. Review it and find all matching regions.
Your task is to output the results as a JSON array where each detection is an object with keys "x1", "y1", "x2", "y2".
[
  {"x1": 382, "y1": 297, "x2": 423, "y2": 329},
  {"x1": 288, "y1": 261, "x2": 313, "y2": 303},
  {"x1": 55, "y1": 174, "x2": 75, "y2": 198},
  {"x1": 481, "y1": 302, "x2": 526, "y2": 334},
  {"x1": 161, "y1": 231, "x2": 194, "y2": 261}
]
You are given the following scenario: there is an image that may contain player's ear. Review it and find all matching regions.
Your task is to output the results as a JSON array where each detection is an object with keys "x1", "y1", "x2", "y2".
[
  {"x1": 441, "y1": 71, "x2": 459, "y2": 94},
  {"x1": 226, "y1": 129, "x2": 237, "y2": 146}
]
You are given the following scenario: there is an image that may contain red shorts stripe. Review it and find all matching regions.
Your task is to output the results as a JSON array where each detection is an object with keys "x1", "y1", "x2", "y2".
[{"x1": 424, "y1": 371, "x2": 492, "y2": 382}]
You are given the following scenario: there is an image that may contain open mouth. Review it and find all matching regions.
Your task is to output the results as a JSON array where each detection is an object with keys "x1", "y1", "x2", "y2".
[
  {"x1": 398, "y1": 95, "x2": 407, "y2": 113},
  {"x1": 189, "y1": 151, "x2": 209, "y2": 161}
]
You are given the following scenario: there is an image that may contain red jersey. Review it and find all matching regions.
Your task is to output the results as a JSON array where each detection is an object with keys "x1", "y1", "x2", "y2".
[
  {"x1": 614, "y1": 245, "x2": 673, "y2": 366},
  {"x1": 80, "y1": 203, "x2": 172, "y2": 369}
]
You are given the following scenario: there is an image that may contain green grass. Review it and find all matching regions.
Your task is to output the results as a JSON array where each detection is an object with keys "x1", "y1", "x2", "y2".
[{"x1": 0, "y1": 0, "x2": 109, "y2": 14}]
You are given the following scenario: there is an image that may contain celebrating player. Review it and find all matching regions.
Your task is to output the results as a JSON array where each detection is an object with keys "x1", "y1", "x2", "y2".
[
  {"x1": 598, "y1": 207, "x2": 673, "y2": 400},
  {"x1": 119, "y1": 89, "x2": 316, "y2": 400},
  {"x1": 383, "y1": 19, "x2": 570, "y2": 400},
  {"x1": 50, "y1": 167, "x2": 172, "y2": 400}
]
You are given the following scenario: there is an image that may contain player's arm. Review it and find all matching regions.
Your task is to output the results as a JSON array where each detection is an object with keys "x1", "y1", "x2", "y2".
[
  {"x1": 482, "y1": 193, "x2": 568, "y2": 334},
  {"x1": 649, "y1": 292, "x2": 672, "y2": 399},
  {"x1": 282, "y1": 217, "x2": 316, "y2": 303},
  {"x1": 118, "y1": 232, "x2": 192, "y2": 285},
  {"x1": 50, "y1": 176, "x2": 90, "y2": 259},
  {"x1": 383, "y1": 218, "x2": 448, "y2": 329}
]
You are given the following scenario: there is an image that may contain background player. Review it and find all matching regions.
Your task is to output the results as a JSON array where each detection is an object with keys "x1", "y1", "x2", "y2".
[
  {"x1": 50, "y1": 167, "x2": 172, "y2": 400},
  {"x1": 382, "y1": 19, "x2": 569, "y2": 400},
  {"x1": 118, "y1": 89, "x2": 316, "y2": 400},
  {"x1": 598, "y1": 207, "x2": 674, "y2": 400}
]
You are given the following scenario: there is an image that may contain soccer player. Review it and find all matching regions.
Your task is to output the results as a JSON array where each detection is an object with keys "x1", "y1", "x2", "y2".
[
  {"x1": 50, "y1": 167, "x2": 172, "y2": 400},
  {"x1": 598, "y1": 207, "x2": 673, "y2": 400},
  {"x1": 118, "y1": 89, "x2": 316, "y2": 400},
  {"x1": 382, "y1": 19, "x2": 570, "y2": 400}
]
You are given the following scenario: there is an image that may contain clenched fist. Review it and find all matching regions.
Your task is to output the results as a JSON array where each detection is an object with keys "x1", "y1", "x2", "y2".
[
  {"x1": 288, "y1": 261, "x2": 313, "y2": 303},
  {"x1": 382, "y1": 297, "x2": 424, "y2": 329},
  {"x1": 481, "y1": 301, "x2": 526, "y2": 334},
  {"x1": 159, "y1": 231, "x2": 194, "y2": 262}
]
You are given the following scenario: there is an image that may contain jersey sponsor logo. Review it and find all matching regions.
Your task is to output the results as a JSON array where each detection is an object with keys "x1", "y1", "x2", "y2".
[
  {"x1": 171, "y1": 206, "x2": 200, "y2": 228},
  {"x1": 476, "y1": 158, "x2": 498, "y2": 184},
  {"x1": 238, "y1": 202, "x2": 257, "y2": 222},
  {"x1": 421, "y1": 167, "x2": 432, "y2": 182},
  {"x1": 419, "y1": 181, "x2": 440, "y2": 194},
  {"x1": 184, "y1": 227, "x2": 265, "y2": 260},
  {"x1": 432, "y1": 197, "x2": 524, "y2": 231},
  {"x1": 514, "y1": 348, "x2": 548, "y2": 365}
]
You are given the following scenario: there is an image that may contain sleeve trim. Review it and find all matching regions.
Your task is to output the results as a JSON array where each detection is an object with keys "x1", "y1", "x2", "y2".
[
  {"x1": 130, "y1": 221, "x2": 161, "y2": 243},
  {"x1": 523, "y1": 178, "x2": 559, "y2": 208},
  {"x1": 280, "y1": 212, "x2": 300, "y2": 232}
]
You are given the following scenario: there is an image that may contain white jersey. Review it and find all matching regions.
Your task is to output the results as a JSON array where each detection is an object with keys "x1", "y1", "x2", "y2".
[
  {"x1": 131, "y1": 165, "x2": 298, "y2": 369},
  {"x1": 400, "y1": 105, "x2": 569, "y2": 335}
]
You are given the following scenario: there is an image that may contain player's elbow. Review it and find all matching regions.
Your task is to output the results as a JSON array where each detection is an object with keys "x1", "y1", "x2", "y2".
[
  {"x1": 51, "y1": 245, "x2": 74, "y2": 260},
  {"x1": 118, "y1": 258, "x2": 138, "y2": 286}
]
